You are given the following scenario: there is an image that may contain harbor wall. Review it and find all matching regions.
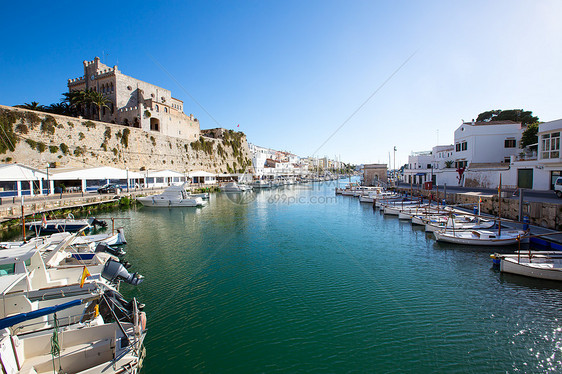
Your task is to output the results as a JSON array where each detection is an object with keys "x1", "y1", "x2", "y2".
[
  {"x1": 0, "y1": 105, "x2": 252, "y2": 174},
  {"x1": 398, "y1": 187, "x2": 562, "y2": 230}
]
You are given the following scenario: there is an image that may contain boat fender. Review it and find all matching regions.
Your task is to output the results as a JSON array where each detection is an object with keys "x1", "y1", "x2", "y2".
[{"x1": 140, "y1": 311, "x2": 147, "y2": 331}]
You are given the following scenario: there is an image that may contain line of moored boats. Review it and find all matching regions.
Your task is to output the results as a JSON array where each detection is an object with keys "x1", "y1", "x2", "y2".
[
  {"x1": 136, "y1": 175, "x2": 344, "y2": 207},
  {"x1": 337, "y1": 184, "x2": 562, "y2": 282},
  {"x1": 0, "y1": 217, "x2": 146, "y2": 373}
]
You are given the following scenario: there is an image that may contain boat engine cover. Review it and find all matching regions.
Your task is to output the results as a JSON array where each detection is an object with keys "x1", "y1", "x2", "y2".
[{"x1": 102, "y1": 260, "x2": 144, "y2": 285}]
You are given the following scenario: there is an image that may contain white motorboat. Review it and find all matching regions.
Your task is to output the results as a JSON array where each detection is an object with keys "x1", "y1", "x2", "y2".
[
  {"x1": 190, "y1": 192, "x2": 209, "y2": 199},
  {"x1": 26, "y1": 215, "x2": 107, "y2": 234},
  {"x1": 434, "y1": 229, "x2": 528, "y2": 246},
  {"x1": 0, "y1": 292, "x2": 147, "y2": 373},
  {"x1": 0, "y1": 233, "x2": 143, "y2": 334},
  {"x1": 137, "y1": 184, "x2": 204, "y2": 207},
  {"x1": 251, "y1": 180, "x2": 271, "y2": 189},
  {"x1": 491, "y1": 251, "x2": 562, "y2": 281},
  {"x1": 222, "y1": 182, "x2": 252, "y2": 192}
]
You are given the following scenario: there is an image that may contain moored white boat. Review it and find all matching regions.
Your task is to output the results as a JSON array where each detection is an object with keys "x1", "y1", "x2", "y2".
[
  {"x1": 222, "y1": 182, "x2": 253, "y2": 192},
  {"x1": 434, "y1": 229, "x2": 528, "y2": 246},
  {"x1": 359, "y1": 195, "x2": 374, "y2": 203},
  {"x1": 137, "y1": 184, "x2": 204, "y2": 207},
  {"x1": 492, "y1": 251, "x2": 562, "y2": 281}
]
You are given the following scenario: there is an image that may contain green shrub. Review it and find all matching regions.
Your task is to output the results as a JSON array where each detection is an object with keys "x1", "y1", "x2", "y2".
[
  {"x1": 40, "y1": 115, "x2": 57, "y2": 135},
  {"x1": 79, "y1": 132, "x2": 85, "y2": 140},
  {"x1": 101, "y1": 142, "x2": 108, "y2": 151},
  {"x1": 84, "y1": 120, "x2": 96, "y2": 129},
  {"x1": 49, "y1": 145, "x2": 58, "y2": 153},
  {"x1": 104, "y1": 127, "x2": 111, "y2": 140},
  {"x1": 121, "y1": 128, "x2": 130, "y2": 148},
  {"x1": 144, "y1": 110, "x2": 151, "y2": 118},
  {"x1": 36, "y1": 142, "x2": 46, "y2": 153},
  {"x1": 150, "y1": 136, "x2": 156, "y2": 146},
  {"x1": 112, "y1": 147, "x2": 118, "y2": 156},
  {"x1": 15, "y1": 124, "x2": 28, "y2": 134},
  {"x1": 26, "y1": 139, "x2": 37, "y2": 148},
  {"x1": 67, "y1": 121, "x2": 74, "y2": 128},
  {"x1": 0, "y1": 109, "x2": 19, "y2": 153},
  {"x1": 74, "y1": 146, "x2": 85, "y2": 156},
  {"x1": 59, "y1": 143, "x2": 69, "y2": 155},
  {"x1": 25, "y1": 112, "x2": 41, "y2": 128}
]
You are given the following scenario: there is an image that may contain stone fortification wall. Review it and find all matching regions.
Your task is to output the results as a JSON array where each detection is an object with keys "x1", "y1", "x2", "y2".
[{"x1": 0, "y1": 105, "x2": 252, "y2": 174}]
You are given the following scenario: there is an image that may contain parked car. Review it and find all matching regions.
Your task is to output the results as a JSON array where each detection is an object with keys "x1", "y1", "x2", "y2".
[
  {"x1": 97, "y1": 183, "x2": 121, "y2": 194},
  {"x1": 555, "y1": 177, "x2": 562, "y2": 198}
]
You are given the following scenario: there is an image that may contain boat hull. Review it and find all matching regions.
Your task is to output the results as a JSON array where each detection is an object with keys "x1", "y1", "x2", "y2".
[
  {"x1": 434, "y1": 230, "x2": 526, "y2": 246},
  {"x1": 137, "y1": 197, "x2": 203, "y2": 207},
  {"x1": 500, "y1": 257, "x2": 562, "y2": 281}
]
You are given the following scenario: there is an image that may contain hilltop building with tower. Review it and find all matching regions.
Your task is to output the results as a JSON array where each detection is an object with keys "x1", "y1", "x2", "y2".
[{"x1": 67, "y1": 57, "x2": 200, "y2": 140}]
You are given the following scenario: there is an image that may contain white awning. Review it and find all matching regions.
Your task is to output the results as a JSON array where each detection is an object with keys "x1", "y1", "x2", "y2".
[
  {"x1": 0, "y1": 163, "x2": 47, "y2": 181},
  {"x1": 145, "y1": 169, "x2": 185, "y2": 178},
  {"x1": 49, "y1": 166, "x2": 144, "y2": 180},
  {"x1": 187, "y1": 170, "x2": 216, "y2": 177}
]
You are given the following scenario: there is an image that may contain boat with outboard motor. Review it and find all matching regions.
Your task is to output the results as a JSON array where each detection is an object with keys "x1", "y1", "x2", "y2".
[
  {"x1": 0, "y1": 229, "x2": 143, "y2": 335},
  {"x1": 137, "y1": 184, "x2": 205, "y2": 207}
]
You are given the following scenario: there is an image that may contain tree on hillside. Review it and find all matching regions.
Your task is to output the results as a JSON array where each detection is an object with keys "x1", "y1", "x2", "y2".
[
  {"x1": 46, "y1": 102, "x2": 72, "y2": 116},
  {"x1": 15, "y1": 101, "x2": 45, "y2": 111},
  {"x1": 476, "y1": 109, "x2": 538, "y2": 125},
  {"x1": 520, "y1": 122, "x2": 539, "y2": 148}
]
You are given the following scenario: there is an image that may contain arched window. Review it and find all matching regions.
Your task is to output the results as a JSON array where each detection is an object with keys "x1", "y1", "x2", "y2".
[
  {"x1": 110, "y1": 83, "x2": 114, "y2": 92},
  {"x1": 155, "y1": 105, "x2": 159, "y2": 112},
  {"x1": 165, "y1": 107, "x2": 168, "y2": 113}
]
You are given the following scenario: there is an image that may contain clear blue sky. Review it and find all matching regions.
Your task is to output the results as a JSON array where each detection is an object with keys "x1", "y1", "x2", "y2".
[{"x1": 1, "y1": 0, "x2": 561, "y2": 166}]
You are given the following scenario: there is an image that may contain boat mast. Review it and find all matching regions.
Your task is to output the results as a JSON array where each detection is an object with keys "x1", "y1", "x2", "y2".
[{"x1": 498, "y1": 174, "x2": 502, "y2": 236}]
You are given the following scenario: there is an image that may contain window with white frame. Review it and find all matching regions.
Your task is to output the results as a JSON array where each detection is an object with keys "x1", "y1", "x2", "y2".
[{"x1": 541, "y1": 132, "x2": 560, "y2": 159}]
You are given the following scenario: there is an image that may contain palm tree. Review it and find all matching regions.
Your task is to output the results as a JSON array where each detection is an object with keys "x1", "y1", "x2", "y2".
[
  {"x1": 62, "y1": 90, "x2": 87, "y2": 117},
  {"x1": 46, "y1": 102, "x2": 71, "y2": 115},
  {"x1": 89, "y1": 91, "x2": 111, "y2": 121},
  {"x1": 15, "y1": 101, "x2": 45, "y2": 111}
]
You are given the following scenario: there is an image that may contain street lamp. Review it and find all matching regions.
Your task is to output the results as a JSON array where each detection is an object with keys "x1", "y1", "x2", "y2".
[
  {"x1": 46, "y1": 164, "x2": 50, "y2": 196},
  {"x1": 393, "y1": 146, "x2": 397, "y2": 183}
]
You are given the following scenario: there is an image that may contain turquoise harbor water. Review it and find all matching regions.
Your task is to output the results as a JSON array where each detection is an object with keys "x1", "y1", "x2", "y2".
[{"x1": 114, "y1": 181, "x2": 562, "y2": 373}]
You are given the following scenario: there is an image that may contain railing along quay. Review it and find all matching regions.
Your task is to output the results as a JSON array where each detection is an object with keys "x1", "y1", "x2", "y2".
[{"x1": 0, "y1": 188, "x2": 167, "y2": 223}]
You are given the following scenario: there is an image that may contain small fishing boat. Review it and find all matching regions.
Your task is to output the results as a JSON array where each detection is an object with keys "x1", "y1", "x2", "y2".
[
  {"x1": 359, "y1": 195, "x2": 374, "y2": 203},
  {"x1": 434, "y1": 229, "x2": 528, "y2": 246},
  {"x1": 137, "y1": 184, "x2": 204, "y2": 207},
  {"x1": 423, "y1": 216, "x2": 495, "y2": 232},
  {"x1": 491, "y1": 251, "x2": 562, "y2": 281}
]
